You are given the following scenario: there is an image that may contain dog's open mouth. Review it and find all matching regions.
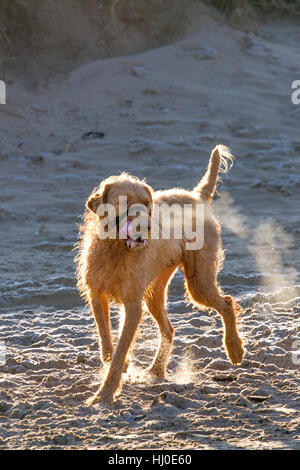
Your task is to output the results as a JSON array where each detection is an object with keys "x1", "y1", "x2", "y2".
[
  {"x1": 119, "y1": 220, "x2": 148, "y2": 249},
  {"x1": 123, "y1": 236, "x2": 147, "y2": 249}
]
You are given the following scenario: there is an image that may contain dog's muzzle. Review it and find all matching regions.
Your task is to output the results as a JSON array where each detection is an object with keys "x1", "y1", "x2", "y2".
[{"x1": 119, "y1": 220, "x2": 149, "y2": 249}]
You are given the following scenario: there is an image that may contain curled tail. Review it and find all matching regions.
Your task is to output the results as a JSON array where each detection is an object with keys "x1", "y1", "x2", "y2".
[{"x1": 194, "y1": 145, "x2": 235, "y2": 202}]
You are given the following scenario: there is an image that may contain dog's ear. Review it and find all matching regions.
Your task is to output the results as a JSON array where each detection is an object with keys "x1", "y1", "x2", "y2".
[
  {"x1": 86, "y1": 183, "x2": 112, "y2": 214},
  {"x1": 86, "y1": 193, "x2": 101, "y2": 213},
  {"x1": 143, "y1": 183, "x2": 153, "y2": 202},
  {"x1": 145, "y1": 185, "x2": 154, "y2": 211}
]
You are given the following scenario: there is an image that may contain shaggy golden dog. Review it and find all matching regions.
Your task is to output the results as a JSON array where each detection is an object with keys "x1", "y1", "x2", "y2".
[{"x1": 76, "y1": 145, "x2": 244, "y2": 405}]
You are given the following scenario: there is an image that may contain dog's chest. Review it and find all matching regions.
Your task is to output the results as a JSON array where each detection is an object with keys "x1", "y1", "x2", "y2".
[{"x1": 98, "y1": 253, "x2": 149, "y2": 302}]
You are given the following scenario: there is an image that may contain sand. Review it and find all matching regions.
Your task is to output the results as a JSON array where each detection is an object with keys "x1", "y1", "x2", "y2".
[{"x1": 0, "y1": 5, "x2": 299, "y2": 450}]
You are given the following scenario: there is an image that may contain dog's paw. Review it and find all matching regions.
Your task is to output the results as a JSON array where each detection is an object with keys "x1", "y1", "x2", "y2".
[
  {"x1": 145, "y1": 365, "x2": 166, "y2": 381},
  {"x1": 225, "y1": 335, "x2": 245, "y2": 366},
  {"x1": 86, "y1": 388, "x2": 114, "y2": 406}
]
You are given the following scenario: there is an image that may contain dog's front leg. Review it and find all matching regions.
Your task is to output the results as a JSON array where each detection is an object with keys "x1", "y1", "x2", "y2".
[
  {"x1": 88, "y1": 302, "x2": 142, "y2": 405},
  {"x1": 89, "y1": 294, "x2": 113, "y2": 364}
]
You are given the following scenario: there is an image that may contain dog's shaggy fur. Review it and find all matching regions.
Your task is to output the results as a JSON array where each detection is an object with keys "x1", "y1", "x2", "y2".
[{"x1": 76, "y1": 145, "x2": 244, "y2": 405}]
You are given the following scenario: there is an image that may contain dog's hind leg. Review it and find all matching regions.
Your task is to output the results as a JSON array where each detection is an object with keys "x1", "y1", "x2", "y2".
[
  {"x1": 88, "y1": 292, "x2": 113, "y2": 364},
  {"x1": 184, "y1": 254, "x2": 244, "y2": 366},
  {"x1": 145, "y1": 267, "x2": 177, "y2": 379}
]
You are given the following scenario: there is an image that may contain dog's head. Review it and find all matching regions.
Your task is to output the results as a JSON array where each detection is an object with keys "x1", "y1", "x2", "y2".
[{"x1": 86, "y1": 173, "x2": 153, "y2": 249}]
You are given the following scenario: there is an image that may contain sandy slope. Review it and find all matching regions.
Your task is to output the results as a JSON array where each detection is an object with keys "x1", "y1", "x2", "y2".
[{"x1": 0, "y1": 8, "x2": 299, "y2": 449}]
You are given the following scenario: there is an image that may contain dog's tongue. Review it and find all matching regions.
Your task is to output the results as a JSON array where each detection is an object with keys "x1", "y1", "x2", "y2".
[{"x1": 119, "y1": 220, "x2": 133, "y2": 239}]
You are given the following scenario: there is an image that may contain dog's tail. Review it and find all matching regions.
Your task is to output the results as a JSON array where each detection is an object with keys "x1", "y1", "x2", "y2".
[{"x1": 194, "y1": 145, "x2": 235, "y2": 203}]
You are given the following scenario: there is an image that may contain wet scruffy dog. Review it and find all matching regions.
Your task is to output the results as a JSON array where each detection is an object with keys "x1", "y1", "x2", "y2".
[{"x1": 76, "y1": 145, "x2": 244, "y2": 405}]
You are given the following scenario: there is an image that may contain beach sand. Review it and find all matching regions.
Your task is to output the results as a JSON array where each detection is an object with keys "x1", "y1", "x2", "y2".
[{"x1": 0, "y1": 4, "x2": 299, "y2": 449}]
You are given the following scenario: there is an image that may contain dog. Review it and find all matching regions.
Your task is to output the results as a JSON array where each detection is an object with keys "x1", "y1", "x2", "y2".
[{"x1": 76, "y1": 145, "x2": 244, "y2": 405}]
